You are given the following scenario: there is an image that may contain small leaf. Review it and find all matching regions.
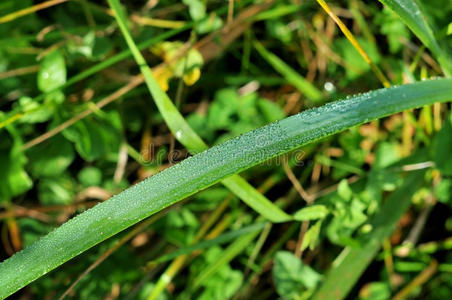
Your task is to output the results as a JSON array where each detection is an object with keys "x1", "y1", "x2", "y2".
[
  {"x1": 258, "y1": 98, "x2": 286, "y2": 122},
  {"x1": 173, "y1": 48, "x2": 203, "y2": 78},
  {"x1": 62, "y1": 114, "x2": 121, "y2": 162},
  {"x1": 27, "y1": 135, "x2": 74, "y2": 177},
  {"x1": 374, "y1": 142, "x2": 401, "y2": 169},
  {"x1": 338, "y1": 179, "x2": 353, "y2": 200},
  {"x1": 267, "y1": 20, "x2": 293, "y2": 43},
  {"x1": 18, "y1": 96, "x2": 52, "y2": 124},
  {"x1": 190, "y1": 247, "x2": 243, "y2": 300},
  {"x1": 374, "y1": 7, "x2": 410, "y2": 54},
  {"x1": 38, "y1": 175, "x2": 75, "y2": 205},
  {"x1": 196, "y1": 14, "x2": 223, "y2": 34},
  {"x1": 359, "y1": 282, "x2": 391, "y2": 300},
  {"x1": 435, "y1": 179, "x2": 452, "y2": 204},
  {"x1": 273, "y1": 251, "x2": 322, "y2": 299},
  {"x1": 294, "y1": 205, "x2": 329, "y2": 221},
  {"x1": 78, "y1": 167, "x2": 102, "y2": 187},
  {"x1": 0, "y1": 133, "x2": 32, "y2": 201},
  {"x1": 37, "y1": 50, "x2": 66, "y2": 93},
  {"x1": 301, "y1": 221, "x2": 322, "y2": 252},
  {"x1": 183, "y1": 67, "x2": 200, "y2": 85},
  {"x1": 182, "y1": 0, "x2": 206, "y2": 21}
]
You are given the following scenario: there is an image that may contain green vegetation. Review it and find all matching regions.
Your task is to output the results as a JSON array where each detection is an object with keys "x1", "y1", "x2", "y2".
[{"x1": 1, "y1": 0, "x2": 452, "y2": 299}]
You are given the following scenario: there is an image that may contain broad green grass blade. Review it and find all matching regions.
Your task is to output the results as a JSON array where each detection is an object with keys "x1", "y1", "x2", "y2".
[
  {"x1": 107, "y1": 0, "x2": 292, "y2": 223},
  {"x1": 1, "y1": 79, "x2": 452, "y2": 297},
  {"x1": 253, "y1": 40, "x2": 324, "y2": 102},
  {"x1": 153, "y1": 223, "x2": 267, "y2": 263},
  {"x1": 312, "y1": 171, "x2": 425, "y2": 300},
  {"x1": 378, "y1": 0, "x2": 452, "y2": 76}
]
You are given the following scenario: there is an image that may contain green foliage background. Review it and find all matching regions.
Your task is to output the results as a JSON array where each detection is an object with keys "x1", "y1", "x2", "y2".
[{"x1": 1, "y1": 0, "x2": 452, "y2": 299}]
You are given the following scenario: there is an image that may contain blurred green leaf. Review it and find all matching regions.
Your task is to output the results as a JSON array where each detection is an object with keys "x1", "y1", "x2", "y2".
[
  {"x1": 273, "y1": 251, "x2": 321, "y2": 299},
  {"x1": 294, "y1": 205, "x2": 329, "y2": 221},
  {"x1": 337, "y1": 179, "x2": 353, "y2": 200},
  {"x1": 37, "y1": 50, "x2": 66, "y2": 93},
  {"x1": 18, "y1": 219, "x2": 53, "y2": 248},
  {"x1": 258, "y1": 98, "x2": 286, "y2": 122},
  {"x1": 154, "y1": 223, "x2": 266, "y2": 263},
  {"x1": 301, "y1": 221, "x2": 322, "y2": 252},
  {"x1": 28, "y1": 135, "x2": 74, "y2": 177},
  {"x1": 78, "y1": 166, "x2": 102, "y2": 187},
  {"x1": 327, "y1": 180, "x2": 368, "y2": 245},
  {"x1": 67, "y1": 31, "x2": 113, "y2": 61},
  {"x1": 313, "y1": 171, "x2": 425, "y2": 300},
  {"x1": 155, "y1": 208, "x2": 200, "y2": 246},
  {"x1": 62, "y1": 114, "x2": 121, "y2": 162},
  {"x1": 359, "y1": 282, "x2": 391, "y2": 300},
  {"x1": 196, "y1": 15, "x2": 223, "y2": 34},
  {"x1": 191, "y1": 247, "x2": 243, "y2": 300},
  {"x1": 183, "y1": 0, "x2": 205, "y2": 21},
  {"x1": 435, "y1": 179, "x2": 452, "y2": 204},
  {"x1": 266, "y1": 20, "x2": 293, "y2": 43},
  {"x1": 189, "y1": 187, "x2": 230, "y2": 211},
  {"x1": 18, "y1": 96, "x2": 52, "y2": 124},
  {"x1": 0, "y1": 132, "x2": 32, "y2": 201},
  {"x1": 375, "y1": 7, "x2": 411, "y2": 53},
  {"x1": 334, "y1": 37, "x2": 381, "y2": 80},
  {"x1": 38, "y1": 174, "x2": 75, "y2": 205},
  {"x1": 374, "y1": 142, "x2": 401, "y2": 169}
]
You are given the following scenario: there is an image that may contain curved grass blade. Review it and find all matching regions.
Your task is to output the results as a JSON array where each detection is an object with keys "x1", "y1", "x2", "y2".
[
  {"x1": 312, "y1": 171, "x2": 425, "y2": 300},
  {"x1": 107, "y1": 0, "x2": 292, "y2": 223},
  {"x1": 378, "y1": 0, "x2": 452, "y2": 76},
  {"x1": 0, "y1": 78, "x2": 452, "y2": 297}
]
